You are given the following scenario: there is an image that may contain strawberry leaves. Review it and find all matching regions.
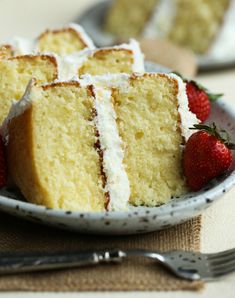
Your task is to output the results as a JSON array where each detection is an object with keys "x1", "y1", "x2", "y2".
[{"x1": 190, "y1": 123, "x2": 235, "y2": 150}]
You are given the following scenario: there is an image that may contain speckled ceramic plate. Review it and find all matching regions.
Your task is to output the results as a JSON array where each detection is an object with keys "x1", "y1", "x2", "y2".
[
  {"x1": 77, "y1": 0, "x2": 235, "y2": 71},
  {"x1": 0, "y1": 61, "x2": 234, "y2": 235}
]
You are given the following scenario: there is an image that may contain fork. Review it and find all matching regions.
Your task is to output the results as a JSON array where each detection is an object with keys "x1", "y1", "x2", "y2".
[{"x1": 0, "y1": 248, "x2": 234, "y2": 280}]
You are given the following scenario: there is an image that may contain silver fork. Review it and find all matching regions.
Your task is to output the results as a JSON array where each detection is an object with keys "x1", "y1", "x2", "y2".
[{"x1": 0, "y1": 248, "x2": 234, "y2": 280}]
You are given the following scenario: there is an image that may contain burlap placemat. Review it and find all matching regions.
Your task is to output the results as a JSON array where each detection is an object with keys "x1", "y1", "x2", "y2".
[{"x1": 0, "y1": 212, "x2": 203, "y2": 291}]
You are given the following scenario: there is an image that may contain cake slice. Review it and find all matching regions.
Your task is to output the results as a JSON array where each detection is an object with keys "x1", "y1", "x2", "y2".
[
  {"x1": 2, "y1": 23, "x2": 95, "y2": 56},
  {"x1": 4, "y1": 80, "x2": 130, "y2": 211},
  {"x1": 0, "y1": 54, "x2": 58, "y2": 124},
  {"x1": 59, "y1": 39, "x2": 145, "y2": 79},
  {"x1": 104, "y1": 0, "x2": 232, "y2": 54},
  {"x1": 111, "y1": 73, "x2": 198, "y2": 206},
  {"x1": 81, "y1": 73, "x2": 199, "y2": 206},
  {"x1": 4, "y1": 73, "x2": 199, "y2": 211},
  {"x1": 78, "y1": 39, "x2": 144, "y2": 76},
  {"x1": 37, "y1": 23, "x2": 95, "y2": 55}
]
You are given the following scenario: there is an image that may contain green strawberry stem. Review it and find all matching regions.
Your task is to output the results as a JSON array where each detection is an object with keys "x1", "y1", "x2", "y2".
[
  {"x1": 190, "y1": 123, "x2": 235, "y2": 150},
  {"x1": 173, "y1": 72, "x2": 223, "y2": 101},
  {"x1": 206, "y1": 92, "x2": 224, "y2": 101}
]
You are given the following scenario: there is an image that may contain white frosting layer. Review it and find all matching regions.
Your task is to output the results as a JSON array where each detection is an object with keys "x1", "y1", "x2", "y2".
[
  {"x1": 143, "y1": 0, "x2": 177, "y2": 38},
  {"x1": 80, "y1": 73, "x2": 130, "y2": 92},
  {"x1": 93, "y1": 87, "x2": 130, "y2": 211},
  {"x1": 208, "y1": 0, "x2": 235, "y2": 58},
  {"x1": 57, "y1": 50, "x2": 88, "y2": 80},
  {"x1": 7, "y1": 36, "x2": 36, "y2": 55},
  {"x1": 167, "y1": 73, "x2": 200, "y2": 141}
]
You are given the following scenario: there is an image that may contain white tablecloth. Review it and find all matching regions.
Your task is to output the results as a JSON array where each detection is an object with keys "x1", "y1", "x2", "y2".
[{"x1": 0, "y1": 1, "x2": 234, "y2": 297}]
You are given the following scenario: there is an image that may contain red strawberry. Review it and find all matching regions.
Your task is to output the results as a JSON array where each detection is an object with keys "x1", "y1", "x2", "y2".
[
  {"x1": 183, "y1": 123, "x2": 234, "y2": 191},
  {"x1": 186, "y1": 81, "x2": 223, "y2": 123},
  {"x1": 0, "y1": 137, "x2": 7, "y2": 188},
  {"x1": 186, "y1": 82, "x2": 210, "y2": 122},
  {"x1": 173, "y1": 72, "x2": 222, "y2": 123}
]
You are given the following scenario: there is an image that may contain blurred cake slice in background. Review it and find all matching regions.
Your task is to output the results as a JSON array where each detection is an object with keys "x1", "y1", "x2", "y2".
[
  {"x1": 104, "y1": 0, "x2": 233, "y2": 54},
  {"x1": 0, "y1": 54, "x2": 58, "y2": 124}
]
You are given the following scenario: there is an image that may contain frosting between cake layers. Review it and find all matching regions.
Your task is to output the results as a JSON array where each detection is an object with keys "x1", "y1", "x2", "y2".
[
  {"x1": 56, "y1": 50, "x2": 88, "y2": 80},
  {"x1": 92, "y1": 87, "x2": 130, "y2": 211},
  {"x1": 80, "y1": 73, "x2": 130, "y2": 93},
  {"x1": 167, "y1": 73, "x2": 200, "y2": 141},
  {"x1": 143, "y1": 0, "x2": 177, "y2": 39}
]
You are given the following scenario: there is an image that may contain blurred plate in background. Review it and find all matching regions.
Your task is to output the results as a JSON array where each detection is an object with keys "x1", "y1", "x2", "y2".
[{"x1": 77, "y1": 0, "x2": 235, "y2": 72}]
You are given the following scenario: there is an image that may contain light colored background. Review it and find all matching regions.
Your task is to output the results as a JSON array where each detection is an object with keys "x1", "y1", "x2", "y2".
[{"x1": 0, "y1": 0, "x2": 235, "y2": 297}]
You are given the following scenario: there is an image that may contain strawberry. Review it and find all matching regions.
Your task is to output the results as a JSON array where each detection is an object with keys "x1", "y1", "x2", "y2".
[
  {"x1": 186, "y1": 81, "x2": 223, "y2": 123},
  {"x1": 0, "y1": 136, "x2": 7, "y2": 188},
  {"x1": 183, "y1": 123, "x2": 234, "y2": 191},
  {"x1": 173, "y1": 72, "x2": 223, "y2": 122},
  {"x1": 186, "y1": 82, "x2": 209, "y2": 122}
]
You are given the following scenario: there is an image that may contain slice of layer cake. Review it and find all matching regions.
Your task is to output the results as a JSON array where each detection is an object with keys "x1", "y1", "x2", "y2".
[
  {"x1": 81, "y1": 73, "x2": 199, "y2": 206},
  {"x1": 78, "y1": 39, "x2": 144, "y2": 76},
  {"x1": 104, "y1": 0, "x2": 232, "y2": 54},
  {"x1": 4, "y1": 73, "x2": 198, "y2": 211},
  {"x1": 37, "y1": 23, "x2": 95, "y2": 55},
  {"x1": 59, "y1": 39, "x2": 145, "y2": 79},
  {"x1": 4, "y1": 80, "x2": 130, "y2": 211},
  {"x1": 0, "y1": 54, "x2": 58, "y2": 124},
  {"x1": 2, "y1": 23, "x2": 95, "y2": 56}
]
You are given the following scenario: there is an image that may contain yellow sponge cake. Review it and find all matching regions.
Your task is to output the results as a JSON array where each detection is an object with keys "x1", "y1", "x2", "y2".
[
  {"x1": 78, "y1": 40, "x2": 144, "y2": 76},
  {"x1": 37, "y1": 23, "x2": 95, "y2": 55},
  {"x1": 0, "y1": 55, "x2": 58, "y2": 124}
]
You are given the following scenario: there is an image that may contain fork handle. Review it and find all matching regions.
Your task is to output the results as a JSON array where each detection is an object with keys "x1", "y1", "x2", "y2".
[{"x1": 0, "y1": 250, "x2": 126, "y2": 274}]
